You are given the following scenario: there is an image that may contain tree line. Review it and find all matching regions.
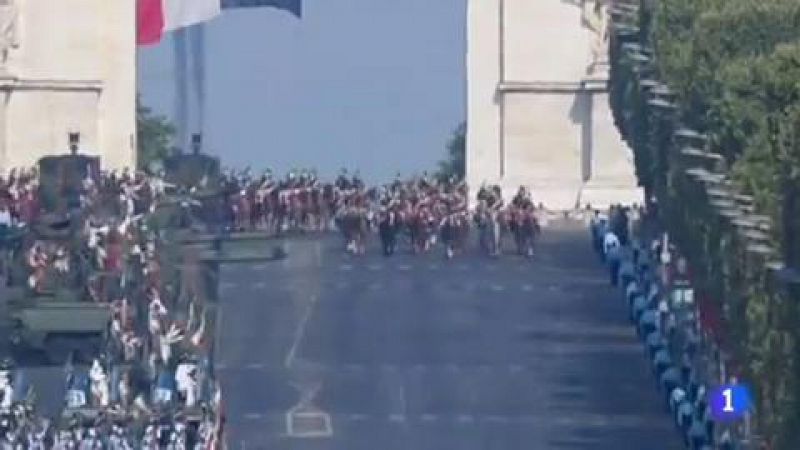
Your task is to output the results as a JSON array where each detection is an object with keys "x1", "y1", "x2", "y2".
[{"x1": 610, "y1": 0, "x2": 800, "y2": 447}]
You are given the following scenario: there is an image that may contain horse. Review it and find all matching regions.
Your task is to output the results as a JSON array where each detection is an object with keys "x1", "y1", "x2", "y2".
[
  {"x1": 321, "y1": 184, "x2": 338, "y2": 231},
  {"x1": 378, "y1": 209, "x2": 400, "y2": 256},
  {"x1": 340, "y1": 208, "x2": 368, "y2": 255},
  {"x1": 409, "y1": 208, "x2": 436, "y2": 254},
  {"x1": 296, "y1": 186, "x2": 312, "y2": 231},
  {"x1": 232, "y1": 191, "x2": 251, "y2": 232},
  {"x1": 264, "y1": 186, "x2": 281, "y2": 235},
  {"x1": 308, "y1": 186, "x2": 324, "y2": 231},
  {"x1": 474, "y1": 208, "x2": 501, "y2": 257},
  {"x1": 440, "y1": 213, "x2": 468, "y2": 259},
  {"x1": 246, "y1": 184, "x2": 261, "y2": 230},
  {"x1": 453, "y1": 213, "x2": 471, "y2": 256},
  {"x1": 510, "y1": 207, "x2": 540, "y2": 258}
]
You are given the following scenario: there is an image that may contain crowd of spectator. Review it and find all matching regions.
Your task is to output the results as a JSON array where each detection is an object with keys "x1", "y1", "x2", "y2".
[{"x1": 0, "y1": 166, "x2": 222, "y2": 449}]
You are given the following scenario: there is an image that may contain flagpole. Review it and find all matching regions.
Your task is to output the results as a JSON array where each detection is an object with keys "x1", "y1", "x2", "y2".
[
  {"x1": 174, "y1": 28, "x2": 189, "y2": 154},
  {"x1": 190, "y1": 23, "x2": 206, "y2": 150},
  {"x1": 134, "y1": 0, "x2": 139, "y2": 169}
]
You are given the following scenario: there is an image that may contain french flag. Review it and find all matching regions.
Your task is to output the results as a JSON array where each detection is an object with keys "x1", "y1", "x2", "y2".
[{"x1": 137, "y1": 0, "x2": 221, "y2": 46}]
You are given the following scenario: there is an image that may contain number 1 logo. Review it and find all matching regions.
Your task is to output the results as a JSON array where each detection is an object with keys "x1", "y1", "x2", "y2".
[
  {"x1": 710, "y1": 384, "x2": 752, "y2": 421},
  {"x1": 722, "y1": 387, "x2": 734, "y2": 413}
]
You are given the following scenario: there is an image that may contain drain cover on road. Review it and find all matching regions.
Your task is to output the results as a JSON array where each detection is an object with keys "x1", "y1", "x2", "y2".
[{"x1": 286, "y1": 410, "x2": 333, "y2": 438}]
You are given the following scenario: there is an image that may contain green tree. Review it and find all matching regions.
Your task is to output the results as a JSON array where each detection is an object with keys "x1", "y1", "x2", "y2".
[
  {"x1": 610, "y1": 2, "x2": 800, "y2": 445},
  {"x1": 436, "y1": 122, "x2": 466, "y2": 182},
  {"x1": 137, "y1": 96, "x2": 176, "y2": 172}
]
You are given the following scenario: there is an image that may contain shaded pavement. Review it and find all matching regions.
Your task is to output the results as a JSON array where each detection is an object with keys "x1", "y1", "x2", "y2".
[{"x1": 215, "y1": 220, "x2": 683, "y2": 449}]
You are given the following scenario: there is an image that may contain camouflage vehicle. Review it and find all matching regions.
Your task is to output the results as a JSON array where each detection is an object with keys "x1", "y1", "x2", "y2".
[
  {"x1": 8, "y1": 288, "x2": 110, "y2": 364},
  {"x1": 164, "y1": 153, "x2": 220, "y2": 192},
  {"x1": 162, "y1": 135, "x2": 224, "y2": 229},
  {"x1": 37, "y1": 152, "x2": 100, "y2": 215},
  {"x1": 163, "y1": 134, "x2": 221, "y2": 193},
  {"x1": 6, "y1": 152, "x2": 107, "y2": 364}
]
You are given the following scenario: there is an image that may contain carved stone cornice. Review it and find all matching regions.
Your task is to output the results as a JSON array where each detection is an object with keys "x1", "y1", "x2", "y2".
[
  {"x1": 0, "y1": 76, "x2": 103, "y2": 92},
  {"x1": 497, "y1": 78, "x2": 609, "y2": 94}
]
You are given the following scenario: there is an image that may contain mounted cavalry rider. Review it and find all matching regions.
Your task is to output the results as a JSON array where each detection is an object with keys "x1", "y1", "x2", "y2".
[
  {"x1": 474, "y1": 185, "x2": 504, "y2": 256},
  {"x1": 508, "y1": 186, "x2": 539, "y2": 257},
  {"x1": 476, "y1": 183, "x2": 491, "y2": 204},
  {"x1": 378, "y1": 198, "x2": 400, "y2": 256},
  {"x1": 335, "y1": 169, "x2": 350, "y2": 191},
  {"x1": 512, "y1": 186, "x2": 533, "y2": 210},
  {"x1": 340, "y1": 191, "x2": 368, "y2": 255}
]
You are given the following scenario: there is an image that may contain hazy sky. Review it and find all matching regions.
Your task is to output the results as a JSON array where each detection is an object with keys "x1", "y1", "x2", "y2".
[{"x1": 137, "y1": 0, "x2": 466, "y2": 183}]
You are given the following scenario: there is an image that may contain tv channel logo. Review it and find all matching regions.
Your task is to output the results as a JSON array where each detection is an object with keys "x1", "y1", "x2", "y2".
[{"x1": 709, "y1": 384, "x2": 753, "y2": 421}]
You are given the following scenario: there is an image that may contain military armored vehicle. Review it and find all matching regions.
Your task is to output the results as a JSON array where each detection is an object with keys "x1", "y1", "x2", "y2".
[
  {"x1": 163, "y1": 134, "x2": 221, "y2": 192},
  {"x1": 162, "y1": 134, "x2": 223, "y2": 230},
  {"x1": 6, "y1": 144, "x2": 108, "y2": 364},
  {"x1": 8, "y1": 288, "x2": 110, "y2": 364},
  {"x1": 37, "y1": 137, "x2": 100, "y2": 215}
]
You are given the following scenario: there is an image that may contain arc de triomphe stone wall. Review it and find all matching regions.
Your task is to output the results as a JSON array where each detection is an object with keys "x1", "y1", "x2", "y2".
[
  {"x1": 0, "y1": 0, "x2": 136, "y2": 171},
  {"x1": 467, "y1": 0, "x2": 642, "y2": 209}
]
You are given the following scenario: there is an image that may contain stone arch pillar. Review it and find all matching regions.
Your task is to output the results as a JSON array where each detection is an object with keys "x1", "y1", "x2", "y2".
[{"x1": 466, "y1": 0, "x2": 641, "y2": 210}]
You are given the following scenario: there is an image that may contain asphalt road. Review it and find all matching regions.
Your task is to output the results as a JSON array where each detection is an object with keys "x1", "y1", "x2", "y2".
[{"x1": 215, "y1": 220, "x2": 683, "y2": 450}]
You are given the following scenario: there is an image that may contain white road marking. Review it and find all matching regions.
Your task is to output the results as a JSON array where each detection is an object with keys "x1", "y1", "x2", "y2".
[
  {"x1": 521, "y1": 284, "x2": 533, "y2": 292},
  {"x1": 368, "y1": 282, "x2": 383, "y2": 291},
  {"x1": 399, "y1": 385, "x2": 407, "y2": 419},
  {"x1": 368, "y1": 264, "x2": 382, "y2": 271},
  {"x1": 254, "y1": 281, "x2": 267, "y2": 289},
  {"x1": 285, "y1": 383, "x2": 333, "y2": 438},
  {"x1": 389, "y1": 414, "x2": 406, "y2": 423},
  {"x1": 340, "y1": 264, "x2": 353, "y2": 271},
  {"x1": 456, "y1": 414, "x2": 475, "y2": 423},
  {"x1": 508, "y1": 364, "x2": 524, "y2": 373},
  {"x1": 243, "y1": 413, "x2": 264, "y2": 420},
  {"x1": 485, "y1": 415, "x2": 506, "y2": 423},
  {"x1": 245, "y1": 363, "x2": 266, "y2": 370},
  {"x1": 412, "y1": 364, "x2": 425, "y2": 373},
  {"x1": 428, "y1": 263, "x2": 440, "y2": 270},
  {"x1": 490, "y1": 284, "x2": 505, "y2": 292},
  {"x1": 284, "y1": 295, "x2": 318, "y2": 369},
  {"x1": 349, "y1": 414, "x2": 368, "y2": 421},
  {"x1": 220, "y1": 281, "x2": 236, "y2": 290},
  {"x1": 397, "y1": 264, "x2": 410, "y2": 271},
  {"x1": 458, "y1": 264, "x2": 469, "y2": 271},
  {"x1": 286, "y1": 410, "x2": 334, "y2": 438},
  {"x1": 420, "y1": 414, "x2": 438, "y2": 422}
]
